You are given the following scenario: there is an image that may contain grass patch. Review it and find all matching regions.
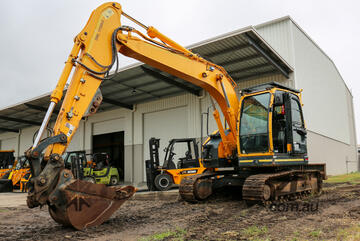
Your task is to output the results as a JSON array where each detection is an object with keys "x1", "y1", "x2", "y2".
[
  {"x1": 337, "y1": 224, "x2": 360, "y2": 241},
  {"x1": 241, "y1": 225, "x2": 268, "y2": 239},
  {"x1": 240, "y1": 209, "x2": 248, "y2": 216},
  {"x1": 325, "y1": 172, "x2": 360, "y2": 184},
  {"x1": 309, "y1": 229, "x2": 322, "y2": 238},
  {"x1": 139, "y1": 228, "x2": 186, "y2": 241},
  {"x1": 0, "y1": 208, "x2": 9, "y2": 213},
  {"x1": 290, "y1": 230, "x2": 301, "y2": 240},
  {"x1": 289, "y1": 232, "x2": 303, "y2": 241}
]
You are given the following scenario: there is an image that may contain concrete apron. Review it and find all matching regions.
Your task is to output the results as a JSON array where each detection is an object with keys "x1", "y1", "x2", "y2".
[
  {"x1": 131, "y1": 189, "x2": 179, "y2": 201},
  {"x1": 0, "y1": 189, "x2": 179, "y2": 208}
]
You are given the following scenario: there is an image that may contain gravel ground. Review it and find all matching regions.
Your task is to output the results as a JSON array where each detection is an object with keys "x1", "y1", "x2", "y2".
[{"x1": 0, "y1": 183, "x2": 359, "y2": 241}]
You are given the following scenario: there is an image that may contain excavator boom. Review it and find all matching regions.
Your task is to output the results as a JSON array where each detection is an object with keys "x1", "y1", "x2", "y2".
[{"x1": 26, "y1": 2, "x2": 240, "y2": 229}]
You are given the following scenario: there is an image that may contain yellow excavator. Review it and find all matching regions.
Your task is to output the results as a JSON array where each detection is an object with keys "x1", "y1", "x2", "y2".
[
  {"x1": 0, "y1": 156, "x2": 31, "y2": 192},
  {"x1": 24, "y1": 2, "x2": 326, "y2": 230},
  {"x1": 0, "y1": 150, "x2": 16, "y2": 178}
]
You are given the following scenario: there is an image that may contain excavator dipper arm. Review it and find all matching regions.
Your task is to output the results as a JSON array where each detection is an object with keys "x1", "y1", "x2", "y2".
[
  {"x1": 26, "y1": 3, "x2": 136, "y2": 230},
  {"x1": 26, "y1": 2, "x2": 239, "y2": 230}
]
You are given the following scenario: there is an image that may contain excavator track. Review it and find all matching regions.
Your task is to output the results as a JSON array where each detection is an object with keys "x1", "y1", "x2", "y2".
[
  {"x1": 242, "y1": 170, "x2": 322, "y2": 204},
  {"x1": 179, "y1": 172, "x2": 215, "y2": 202},
  {"x1": 180, "y1": 170, "x2": 323, "y2": 205}
]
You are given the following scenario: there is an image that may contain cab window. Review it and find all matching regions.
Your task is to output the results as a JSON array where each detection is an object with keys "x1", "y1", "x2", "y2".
[
  {"x1": 291, "y1": 98, "x2": 303, "y2": 126},
  {"x1": 240, "y1": 93, "x2": 270, "y2": 153},
  {"x1": 272, "y1": 91, "x2": 287, "y2": 153},
  {"x1": 290, "y1": 96, "x2": 307, "y2": 153}
]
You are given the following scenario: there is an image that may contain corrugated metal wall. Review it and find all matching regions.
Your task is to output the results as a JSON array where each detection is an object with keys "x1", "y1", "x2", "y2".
[
  {"x1": 291, "y1": 22, "x2": 351, "y2": 145},
  {"x1": 1, "y1": 137, "x2": 16, "y2": 152},
  {"x1": 256, "y1": 17, "x2": 357, "y2": 172},
  {"x1": 236, "y1": 74, "x2": 289, "y2": 90},
  {"x1": 134, "y1": 93, "x2": 201, "y2": 145},
  {"x1": 255, "y1": 18, "x2": 295, "y2": 68}
]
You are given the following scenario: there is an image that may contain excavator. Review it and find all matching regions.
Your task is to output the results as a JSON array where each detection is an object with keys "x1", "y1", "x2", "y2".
[
  {"x1": 24, "y1": 2, "x2": 326, "y2": 230},
  {"x1": 0, "y1": 156, "x2": 31, "y2": 192},
  {"x1": 0, "y1": 150, "x2": 16, "y2": 178}
]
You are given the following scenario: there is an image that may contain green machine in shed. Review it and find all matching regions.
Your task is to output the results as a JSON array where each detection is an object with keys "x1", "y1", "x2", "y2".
[{"x1": 63, "y1": 151, "x2": 121, "y2": 185}]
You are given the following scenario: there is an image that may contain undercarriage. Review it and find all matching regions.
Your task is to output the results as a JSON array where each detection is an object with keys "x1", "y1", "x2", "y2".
[{"x1": 179, "y1": 164, "x2": 326, "y2": 204}]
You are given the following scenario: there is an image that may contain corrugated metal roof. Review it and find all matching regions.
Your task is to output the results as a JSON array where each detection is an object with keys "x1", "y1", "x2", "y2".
[{"x1": 0, "y1": 27, "x2": 292, "y2": 134}]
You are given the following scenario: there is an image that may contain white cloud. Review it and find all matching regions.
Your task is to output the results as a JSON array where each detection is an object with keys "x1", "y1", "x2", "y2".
[{"x1": 0, "y1": 0, "x2": 358, "y2": 140}]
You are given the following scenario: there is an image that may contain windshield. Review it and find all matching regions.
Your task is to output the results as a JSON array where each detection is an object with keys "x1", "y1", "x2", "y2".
[
  {"x1": 240, "y1": 93, "x2": 270, "y2": 153},
  {"x1": 15, "y1": 161, "x2": 22, "y2": 170},
  {"x1": 15, "y1": 157, "x2": 29, "y2": 170}
]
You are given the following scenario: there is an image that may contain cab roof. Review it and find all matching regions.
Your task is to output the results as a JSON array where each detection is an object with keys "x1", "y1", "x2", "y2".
[{"x1": 241, "y1": 82, "x2": 300, "y2": 94}]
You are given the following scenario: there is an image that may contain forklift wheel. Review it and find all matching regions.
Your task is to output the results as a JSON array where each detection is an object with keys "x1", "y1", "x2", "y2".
[
  {"x1": 154, "y1": 173, "x2": 173, "y2": 191},
  {"x1": 83, "y1": 177, "x2": 96, "y2": 184},
  {"x1": 110, "y1": 176, "x2": 119, "y2": 186}
]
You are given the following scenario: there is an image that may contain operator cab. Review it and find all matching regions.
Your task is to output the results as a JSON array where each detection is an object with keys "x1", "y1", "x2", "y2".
[
  {"x1": 92, "y1": 153, "x2": 110, "y2": 170},
  {"x1": 238, "y1": 82, "x2": 308, "y2": 166},
  {"x1": 163, "y1": 139, "x2": 199, "y2": 169},
  {"x1": 63, "y1": 151, "x2": 87, "y2": 170},
  {"x1": 0, "y1": 150, "x2": 15, "y2": 169},
  {"x1": 63, "y1": 151, "x2": 88, "y2": 179},
  {"x1": 15, "y1": 156, "x2": 30, "y2": 170},
  {"x1": 202, "y1": 82, "x2": 308, "y2": 168}
]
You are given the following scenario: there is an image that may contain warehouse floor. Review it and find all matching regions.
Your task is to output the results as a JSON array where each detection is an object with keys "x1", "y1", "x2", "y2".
[{"x1": 0, "y1": 182, "x2": 360, "y2": 241}]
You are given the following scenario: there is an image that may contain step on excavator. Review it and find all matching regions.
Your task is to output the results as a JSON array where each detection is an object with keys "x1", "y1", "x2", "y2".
[{"x1": 23, "y1": 2, "x2": 325, "y2": 230}]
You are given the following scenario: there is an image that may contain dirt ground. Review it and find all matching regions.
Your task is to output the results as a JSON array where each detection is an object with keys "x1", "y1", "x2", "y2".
[{"x1": 0, "y1": 182, "x2": 359, "y2": 241}]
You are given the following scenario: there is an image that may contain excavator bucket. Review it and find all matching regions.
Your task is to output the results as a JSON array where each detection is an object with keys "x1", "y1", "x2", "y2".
[{"x1": 43, "y1": 170, "x2": 136, "y2": 230}]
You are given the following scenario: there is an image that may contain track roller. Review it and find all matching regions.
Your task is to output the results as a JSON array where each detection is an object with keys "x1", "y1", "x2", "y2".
[
  {"x1": 179, "y1": 173, "x2": 214, "y2": 202},
  {"x1": 242, "y1": 170, "x2": 322, "y2": 203}
]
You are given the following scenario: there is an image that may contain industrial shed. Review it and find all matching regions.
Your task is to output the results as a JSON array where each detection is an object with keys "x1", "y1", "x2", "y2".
[{"x1": 0, "y1": 16, "x2": 357, "y2": 184}]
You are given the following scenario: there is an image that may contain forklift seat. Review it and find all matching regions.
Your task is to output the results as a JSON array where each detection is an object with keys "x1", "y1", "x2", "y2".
[{"x1": 177, "y1": 158, "x2": 199, "y2": 169}]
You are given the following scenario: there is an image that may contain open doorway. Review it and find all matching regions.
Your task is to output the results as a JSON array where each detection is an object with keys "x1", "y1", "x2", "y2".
[{"x1": 92, "y1": 131, "x2": 124, "y2": 181}]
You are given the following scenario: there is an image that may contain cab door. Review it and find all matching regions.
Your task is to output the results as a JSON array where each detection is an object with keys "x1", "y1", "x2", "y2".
[{"x1": 284, "y1": 93, "x2": 307, "y2": 154}]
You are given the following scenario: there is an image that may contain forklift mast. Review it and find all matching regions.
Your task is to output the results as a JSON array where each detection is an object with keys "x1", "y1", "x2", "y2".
[
  {"x1": 149, "y1": 138, "x2": 160, "y2": 168},
  {"x1": 145, "y1": 138, "x2": 161, "y2": 191}
]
